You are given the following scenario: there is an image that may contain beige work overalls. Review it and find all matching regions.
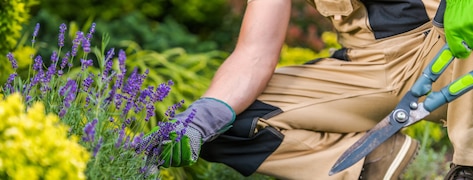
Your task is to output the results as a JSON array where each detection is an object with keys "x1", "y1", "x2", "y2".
[{"x1": 253, "y1": 0, "x2": 473, "y2": 179}]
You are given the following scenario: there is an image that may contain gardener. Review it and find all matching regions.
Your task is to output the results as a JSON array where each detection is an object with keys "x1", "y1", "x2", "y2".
[{"x1": 149, "y1": 0, "x2": 473, "y2": 179}]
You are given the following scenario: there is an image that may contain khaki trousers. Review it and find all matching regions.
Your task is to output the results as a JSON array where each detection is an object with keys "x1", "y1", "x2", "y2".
[{"x1": 254, "y1": 2, "x2": 473, "y2": 179}]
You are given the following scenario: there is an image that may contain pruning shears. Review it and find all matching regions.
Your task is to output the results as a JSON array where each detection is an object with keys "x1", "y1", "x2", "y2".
[{"x1": 329, "y1": 44, "x2": 473, "y2": 175}]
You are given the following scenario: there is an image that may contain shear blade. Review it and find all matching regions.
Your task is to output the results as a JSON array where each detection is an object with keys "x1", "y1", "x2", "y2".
[{"x1": 329, "y1": 115, "x2": 403, "y2": 175}]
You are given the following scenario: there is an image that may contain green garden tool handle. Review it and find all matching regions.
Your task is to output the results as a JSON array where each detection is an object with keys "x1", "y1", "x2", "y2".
[
  {"x1": 424, "y1": 71, "x2": 473, "y2": 112},
  {"x1": 411, "y1": 44, "x2": 455, "y2": 97}
]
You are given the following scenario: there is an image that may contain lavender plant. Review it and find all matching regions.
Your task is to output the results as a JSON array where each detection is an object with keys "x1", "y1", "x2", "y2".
[{"x1": 1, "y1": 22, "x2": 192, "y2": 179}]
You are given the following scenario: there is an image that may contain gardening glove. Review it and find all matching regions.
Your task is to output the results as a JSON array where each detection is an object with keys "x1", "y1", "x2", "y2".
[
  {"x1": 444, "y1": 0, "x2": 473, "y2": 59},
  {"x1": 141, "y1": 97, "x2": 235, "y2": 168}
]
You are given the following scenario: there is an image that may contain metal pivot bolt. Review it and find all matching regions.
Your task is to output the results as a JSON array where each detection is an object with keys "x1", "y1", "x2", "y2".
[
  {"x1": 394, "y1": 110, "x2": 408, "y2": 123},
  {"x1": 409, "y1": 102, "x2": 418, "y2": 110}
]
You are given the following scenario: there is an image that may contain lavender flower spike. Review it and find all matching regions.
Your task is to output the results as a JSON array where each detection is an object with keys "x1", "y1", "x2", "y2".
[
  {"x1": 7, "y1": 52, "x2": 18, "y2": 69},
  {"x1": 118, "y1": 49, "x2": 127, "y2": 74},
  {"x1": 82, "y1": 36, "x2": 91, "y2": 53},
  {"x1": 71, "y1": 31, "x2": 84, "y2": 57},
  {"x1": 4, "y1": 73, "x2": 18, "y2": 93},
  {"x1": 59, "y1": 79, "x2": 78, "y2": 109},
  {"x1": 86, "y1": 22, "x2": 96, "y2": 40},
  {"x1": 33, "y1": 55, "x2": 43, "y2": 71},
  {"x1": 82, "y1": 118, "x2": 98, "y2": 142},
  {"x1": 93, "y1": 137, "x2": 103, "y2": 157},
  {"x1": 82, "y1": 73, "x2": 94, "y2": 92},
  {"x1": 81, "y1": 59, "x2": 93, "y2": 70},
  {"x1": 32, "y1": 23, "x2": 40, "y2": 44},
  {"x1": 58, "y1": 23, "x2": 67, "y2": 48}
]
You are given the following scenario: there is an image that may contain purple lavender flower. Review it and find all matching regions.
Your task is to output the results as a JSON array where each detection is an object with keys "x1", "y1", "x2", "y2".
[
  {"x1": 81, "y1": 59, "x2": 93, "y2": 70},
  {"x1": 58, "y1": 52, "x2": 70, "y2": 76},
  {"x1": 122, "y1": 68, "x2": 144, "y2": 98},
  {"x1": 82, "y1": 118, "x2": 98, "y2": 142},
  {"x1": 71, "y1": 31, "x2": 84, "y2": 57},
  {"x1": 155, "y1": 80, "x2": 173, "y2": 102},
  {"x1": 7, "y1": 52, "x2": 18, "y2": 69},
  {"x1": 3, "y1": 73, "x2": 17, "y2": 93},
  {"x1": 114, "y1": 94, "x2": 124, "y2": 110},
  {"x1": 50, "y1": 51, "x2": 58, "y2": 63},
  {"x1": 93, "y1": 137, "x2": 103, "y2": 157},
  {"x1": 115, "y1": 125, "x2": 126, "y2": 148},
  {"x1": 82, "y1": 73, "x2": 94, "y2": 92},
  {"x1": 105, "y1": 79, "x2": 118, "y2": 105},
  {"x1": 124, "y1": 136, "x2": 131, "y2": 149},
  {"x1": 123, "y1": 100, "x2": 134, "y2": 117},
  {"x1": 145, "y1": 103, "x2": 155, "y2": 122},
  {"x1": 85, "y1": 91, "x2": 92, "y2": 107},
  {"x1": 58, "y1": 109, "x2": 67, "y2": 117},
  {"x1": 33, "y1": 55, "x2": 43, "y2": 71},
  {"x1": 43, "y1": 60, "x2": 57, "y2": 86},
  {"x1": 30, "y1": 69, "x2": 44, "y2": 87},
  {"x1": 32, "y1": 23, "x2": 40, "y2": 44},
  {"x1": 138, "y1": 86, "x2": 154, "y2": 104},
  {"x1": 118, "y1": 49, "x2": 126, "y2": 74},
  {"x1": 38, "y1": 52, "x2": 58, "y2": 88},
  {"x1": 115, "y1": 74, "x2": 124, "y2": 90},
  {"x1": 131, "y1": 133, "x2": 143, "y2": 149},
  {"x1": 157, "y1": 121, "x2": 175, "y2": 140},
  {"x1": 60, "y1": 52, "x2": 70, "y2": 69},
  {"x1": 164, "y1": 100, "x2": 184, "y2": 119},
  {"x1": 59, "y1": 79, "x2": 78, "y2": 117},
  {"x1": 58, "y1": 23, "x2": 67, "y2": 48},
  {"x1": 183, "y1": 109, "x2": 196, "y2": 126},
  {"x1": 103, "y1": 58, "x2": 114, "y2": 79},
  {"x1": 86, "y1": 22, "x2": 96, "y2": 40},
  {"x1": 82, "y1": 36, "x2": 91, "y2": 53},
  {"x1": 101, "y1": 48, "x2": 115, "y2": 81}
]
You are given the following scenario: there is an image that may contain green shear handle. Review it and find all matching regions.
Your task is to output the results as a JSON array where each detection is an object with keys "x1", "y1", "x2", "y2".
[
  {"x1": 411, "y1": 44, "x2": 456, "y2": 97},
  {"x1": 424, "y1": 72, "x2": 473, "y2": 111},
  {"x1": 411, "y1": 43, "x2": 473, "y2": 112}
]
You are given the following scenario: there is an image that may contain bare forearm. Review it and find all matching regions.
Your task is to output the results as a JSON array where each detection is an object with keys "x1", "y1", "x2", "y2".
[
  {"x1": 202, "y1": 0, "x2": 291, "y2": 114},
  {"x1": 203, "y1": 51, "x2": 278, "y2": 114}
]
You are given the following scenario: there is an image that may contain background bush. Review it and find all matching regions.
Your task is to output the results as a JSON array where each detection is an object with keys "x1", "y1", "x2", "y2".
[{"x1": 0, "y1": 0, "x2": 39, "y2": 83}]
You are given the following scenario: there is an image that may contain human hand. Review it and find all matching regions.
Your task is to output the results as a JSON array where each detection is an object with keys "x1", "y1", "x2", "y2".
[
  {"x1": 445, "y1": 0, "x2": 473, "y2": 59},
  {"x1": 142, "y1": 120, "x2": 202, "y2": 167},
  {"x1": 138, "y1": 98, "x2": 235, "y2": 168}
]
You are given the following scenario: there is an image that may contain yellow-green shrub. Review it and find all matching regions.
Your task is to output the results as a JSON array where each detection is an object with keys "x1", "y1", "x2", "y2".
[
  {"x1": 0, "y1": 0, "x2": 39, "y2": 84},
  {"x1": 278, "y1": 31, "x2": 341, "y2": 67},
  {"x1": 0, "y1": 93, "x2": 90, "y2": 179}
]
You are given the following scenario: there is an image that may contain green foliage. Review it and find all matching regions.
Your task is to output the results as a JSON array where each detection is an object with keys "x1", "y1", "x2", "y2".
[
  {"x1": 0, "y1": 0, "x2": 39, "y2": 84},
  {"x1": 404, "y1": 121, "x2": 451, "y2": 149},
  {"x1": 200, "y1": 162, "x2": 275, "y2": 180},
  {"x1": 28, "y1": 10, "x2": 220, "y2": 57},
  {"x1": 38, "y1": 0, "x2": 230, "y2": 35},
  {"x1": 94, "y1": 13, "x2": 219, "y2": 53},
  {"x1": 278, "y1": 31, "x2": 341, "y2": 67},
  {"x1": 403, "y1": 121, "x2": 451, "y2": 179}
]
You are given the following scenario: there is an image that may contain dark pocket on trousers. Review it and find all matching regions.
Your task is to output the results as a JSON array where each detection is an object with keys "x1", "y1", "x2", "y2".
[{"x1": 200, "y1": 100, "x2": 284, "y2": 176}]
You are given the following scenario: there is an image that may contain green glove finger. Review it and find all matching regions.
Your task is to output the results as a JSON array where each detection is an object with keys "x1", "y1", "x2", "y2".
[
  {"x1": 160, "y1": 133, "x2": 180, "y2": 167},
  {"x1": 160, "y1": 139, "x2": 173, "y2": 168},
  {"x1": 179, "y1": 135, "x2": 194, "y2": 165},
  {"x1": 445, "y1": 0, "x2": 473, "y2": 59},
  {"x1": 171, "y1": 133, "x2": 182, "y2": 166}
]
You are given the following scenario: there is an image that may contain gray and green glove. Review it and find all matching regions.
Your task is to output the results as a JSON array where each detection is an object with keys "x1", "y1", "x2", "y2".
[
  {"x1": 445, "y1": 0, "x2": 473, "y2": 59},
  {"x1": 140, "y1": 97, "x2": 235, "y2": 168}
]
